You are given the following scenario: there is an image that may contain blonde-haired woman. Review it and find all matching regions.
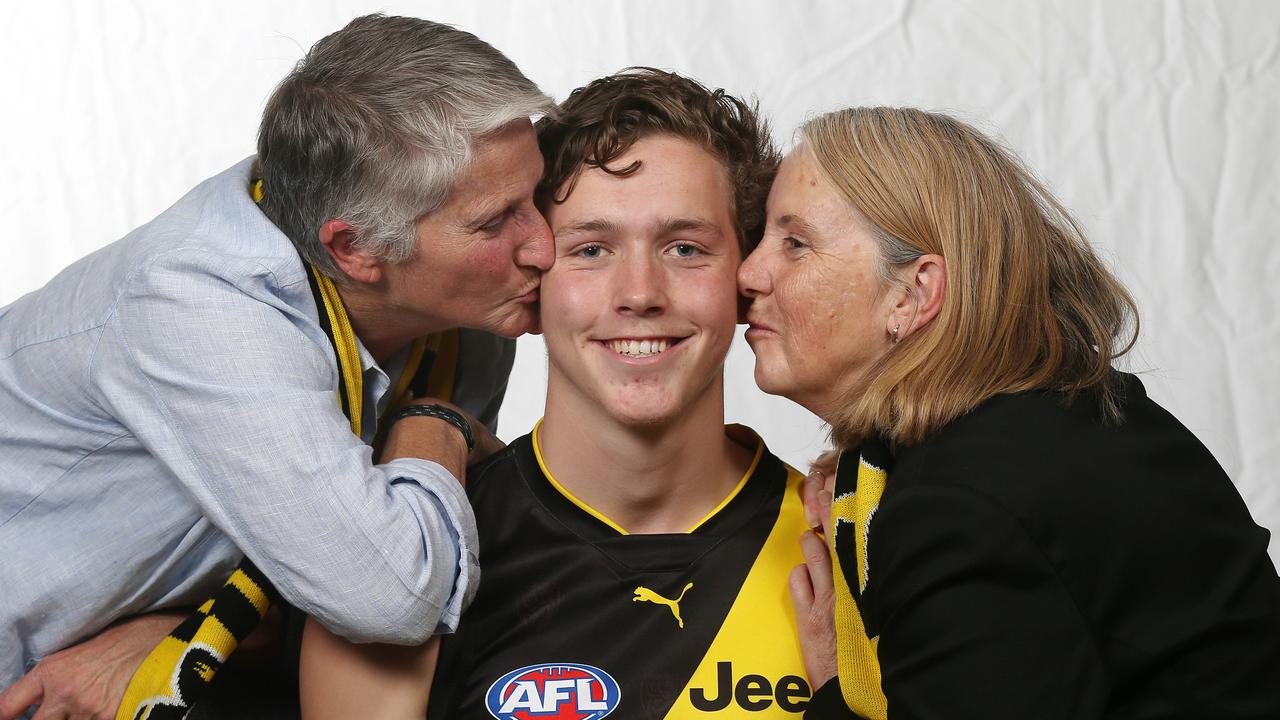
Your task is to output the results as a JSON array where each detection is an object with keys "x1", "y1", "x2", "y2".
[{"x1": 739, "y1": 107, "x2": 1280, "y2": 719}]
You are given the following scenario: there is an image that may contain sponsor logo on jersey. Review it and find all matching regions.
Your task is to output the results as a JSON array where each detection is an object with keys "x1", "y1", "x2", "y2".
[
  {"x1": 632, "y1": 582, "x2": 693, "y2": 628},
  {"x1": 485, "y1": 662, "x2": 621, "y2": 719},
  {"x1": 689, "y1": 662, "x2": 811, "y2": 712}
]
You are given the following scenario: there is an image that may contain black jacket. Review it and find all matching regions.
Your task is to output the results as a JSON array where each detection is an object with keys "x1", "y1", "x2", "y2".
[{"x1": 809, "y1": 374, "x2": 1280, "y2": 719}]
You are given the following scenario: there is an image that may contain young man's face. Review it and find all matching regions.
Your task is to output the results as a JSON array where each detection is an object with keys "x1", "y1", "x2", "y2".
[{"x1": 540, "y1": 134, "x2": 741, "y2": 426}]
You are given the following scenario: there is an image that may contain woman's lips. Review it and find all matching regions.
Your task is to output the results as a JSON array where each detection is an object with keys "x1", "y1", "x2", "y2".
[{"x1": 745, "y1": 317, "x2": 778, "y2": 335}]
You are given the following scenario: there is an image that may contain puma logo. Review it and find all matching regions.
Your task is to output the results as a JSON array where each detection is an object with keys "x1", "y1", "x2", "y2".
[{"x1": 633, "y1": 582, "x2": 694, "y2": 629}]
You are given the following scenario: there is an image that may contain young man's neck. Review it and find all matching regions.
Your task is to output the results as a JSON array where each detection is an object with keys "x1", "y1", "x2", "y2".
[{"x1": 537, "y1": 375, "x2": 755, "y2": 534}]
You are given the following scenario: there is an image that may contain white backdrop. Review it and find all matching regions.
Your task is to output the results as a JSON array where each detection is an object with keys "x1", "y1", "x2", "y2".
[{"x1": 2, "y1": 1, "x2": 1276, "y2": 565}]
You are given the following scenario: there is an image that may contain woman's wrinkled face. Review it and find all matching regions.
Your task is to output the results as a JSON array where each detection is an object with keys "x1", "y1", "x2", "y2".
[{"x1": 737, "y1": 147, "x2": 897, "y2": 418}]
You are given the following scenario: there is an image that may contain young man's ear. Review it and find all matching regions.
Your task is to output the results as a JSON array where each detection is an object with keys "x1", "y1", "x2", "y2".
[
  {"x1": 889, "y1": 254, "x2": 946, "y2": 341},
  {"x1": 318, "y1": 220, "x2": 382, "y2": 284}
]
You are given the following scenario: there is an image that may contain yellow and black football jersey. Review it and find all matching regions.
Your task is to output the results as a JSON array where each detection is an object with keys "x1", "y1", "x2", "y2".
[{"x1": 429, "y1": 424, "x2": 812, "y2": 719}]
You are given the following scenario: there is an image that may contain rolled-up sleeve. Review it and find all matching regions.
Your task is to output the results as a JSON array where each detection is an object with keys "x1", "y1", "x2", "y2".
[
  {"x1": 377, "y1": 457, "x2": 480, "y2": 633},
  {"x1": 90, "y1": 249, "x2": 476, "y2": 643}
]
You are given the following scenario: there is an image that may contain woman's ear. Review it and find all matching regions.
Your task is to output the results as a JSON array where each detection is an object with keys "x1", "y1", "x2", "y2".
[
  {"x1": 319, "y1": 220, "x2": 383, "y2": 284},
  {"x1": 889, "y1": 254, "x2": 946, "y2": 341}
]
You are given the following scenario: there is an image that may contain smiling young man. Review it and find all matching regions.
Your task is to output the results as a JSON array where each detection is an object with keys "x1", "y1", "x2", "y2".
[{"x1": 299, "y1": 68, "x2": 832, "y2": 719}]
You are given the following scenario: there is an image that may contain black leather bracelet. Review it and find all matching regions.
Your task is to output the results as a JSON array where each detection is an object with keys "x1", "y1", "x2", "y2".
[{"x1": 392, "y1": 404, "x2": 474, "y2": 450}]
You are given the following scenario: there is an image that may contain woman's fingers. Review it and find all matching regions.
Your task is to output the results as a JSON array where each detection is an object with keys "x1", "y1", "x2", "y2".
[
  {"x1": 800, "y1": 528, "x2": 834, "y2": 599},
  {"x1": 789, "y1": 530, "x2": 838, "y2": 689}
]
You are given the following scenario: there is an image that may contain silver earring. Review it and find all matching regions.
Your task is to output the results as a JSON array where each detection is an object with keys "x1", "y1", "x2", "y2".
[{"x1": 891, "y1": 324, "x2": 901, "y2": 343}]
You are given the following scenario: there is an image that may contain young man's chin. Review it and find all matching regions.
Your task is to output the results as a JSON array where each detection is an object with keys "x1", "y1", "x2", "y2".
[
  {"x1": 611, "y1": 410, "x2": 681, "y2": 429},
  {"x1": 599, "y1": 393, "x2": 689, "y2": 429}
]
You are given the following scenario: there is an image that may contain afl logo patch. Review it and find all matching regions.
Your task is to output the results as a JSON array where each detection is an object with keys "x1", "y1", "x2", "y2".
[{"x1": 485, "y1": 662, "x2": 621, "y2": 719}]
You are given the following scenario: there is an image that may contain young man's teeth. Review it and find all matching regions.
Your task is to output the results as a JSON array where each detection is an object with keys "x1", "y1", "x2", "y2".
[{"x1": 610, "y1": 339, "x2": 671, "y2": 357}]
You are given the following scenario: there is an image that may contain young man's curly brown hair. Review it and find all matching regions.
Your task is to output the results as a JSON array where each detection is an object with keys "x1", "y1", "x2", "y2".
[{"x1": 535, "y1": 67, "x2": 779, "y2": 254}]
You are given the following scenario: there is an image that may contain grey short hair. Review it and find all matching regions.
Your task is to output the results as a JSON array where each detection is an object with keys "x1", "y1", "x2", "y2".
[{"x1": 256, "y1": 14, "x2": 554, "y2": 279}]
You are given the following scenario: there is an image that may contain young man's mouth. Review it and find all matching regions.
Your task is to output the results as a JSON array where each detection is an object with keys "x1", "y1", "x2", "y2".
[{"x1": 603, "y1": 337, "x2": 686, "y2": 358}]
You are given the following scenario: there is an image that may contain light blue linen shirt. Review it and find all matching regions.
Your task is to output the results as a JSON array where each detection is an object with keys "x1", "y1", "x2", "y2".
[{"x1": 0, "y1": 158, "x2": 511, "y2": 687}]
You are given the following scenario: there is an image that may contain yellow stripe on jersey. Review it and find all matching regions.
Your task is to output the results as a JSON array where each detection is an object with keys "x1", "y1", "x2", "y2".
[
  {"x1": 531, "y1": 419, "x2": 630, "y2": 534},
  {"x1": 687, "y1": 431, "x2": 762, "y2": 533},
  {"x1": 531, "y1": 422, "x2": 764, "y2": 536},
  {"x1": 664, "y1": 465, "x2": 810, "y2": 717}
]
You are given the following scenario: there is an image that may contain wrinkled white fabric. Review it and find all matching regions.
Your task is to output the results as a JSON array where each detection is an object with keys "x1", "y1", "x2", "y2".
[{"x1": 0, "y1": 1, "x2": 1274, "y2": 566}]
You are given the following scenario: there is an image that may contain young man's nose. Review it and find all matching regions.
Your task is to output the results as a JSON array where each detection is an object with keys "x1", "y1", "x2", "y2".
[{"x1": 615, "y1": 255, "x2": 668, "y2": 316}]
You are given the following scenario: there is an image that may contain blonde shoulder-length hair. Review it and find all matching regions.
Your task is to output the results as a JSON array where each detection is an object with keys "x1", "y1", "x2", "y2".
[{"x1": 803, "y1": 107, "x2": 1138, "y2": 448}]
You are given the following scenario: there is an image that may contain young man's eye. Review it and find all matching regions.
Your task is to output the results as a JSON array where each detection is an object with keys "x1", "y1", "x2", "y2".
[
  {"x1": 670, "y1": 243, "x2": 701, "y2": 258},
  {"x1": 577, "y1": 244, "x2": 605, "y2": 259}
]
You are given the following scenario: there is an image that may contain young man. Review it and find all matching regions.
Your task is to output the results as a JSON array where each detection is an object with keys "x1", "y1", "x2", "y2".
[
  {"x1": 303, "y1": 69, "x2": 839, "y2": 719},
  {"x1": 0, "y1": 14, "x2": 552, "y2": 719}
]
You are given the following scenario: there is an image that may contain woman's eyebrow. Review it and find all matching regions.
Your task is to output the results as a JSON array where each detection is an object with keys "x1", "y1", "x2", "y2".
[{"x1": 777, "y1": 213, "x2": 820, "y2": 236}]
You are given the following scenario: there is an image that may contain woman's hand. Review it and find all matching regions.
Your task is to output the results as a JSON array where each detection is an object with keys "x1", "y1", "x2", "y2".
[
  {"x1": 789, "y1": 469, "x2": 839, "y2": 690},
  {"x1": 807, "y1": 449, "x2": 840, "y2": 490}
]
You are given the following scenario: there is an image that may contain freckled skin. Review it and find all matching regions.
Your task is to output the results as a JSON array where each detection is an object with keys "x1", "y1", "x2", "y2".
[{"x1": 738, "y1": 148, "x2": 897, "y2": 417}]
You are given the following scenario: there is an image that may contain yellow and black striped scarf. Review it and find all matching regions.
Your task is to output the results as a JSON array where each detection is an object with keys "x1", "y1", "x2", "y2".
[
  {"x1": 115, "y1": 180, "x2": 457, "y2": 720},
  {"x1": 829, "y1": 444, "x2": 891, "y2": 720}
]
